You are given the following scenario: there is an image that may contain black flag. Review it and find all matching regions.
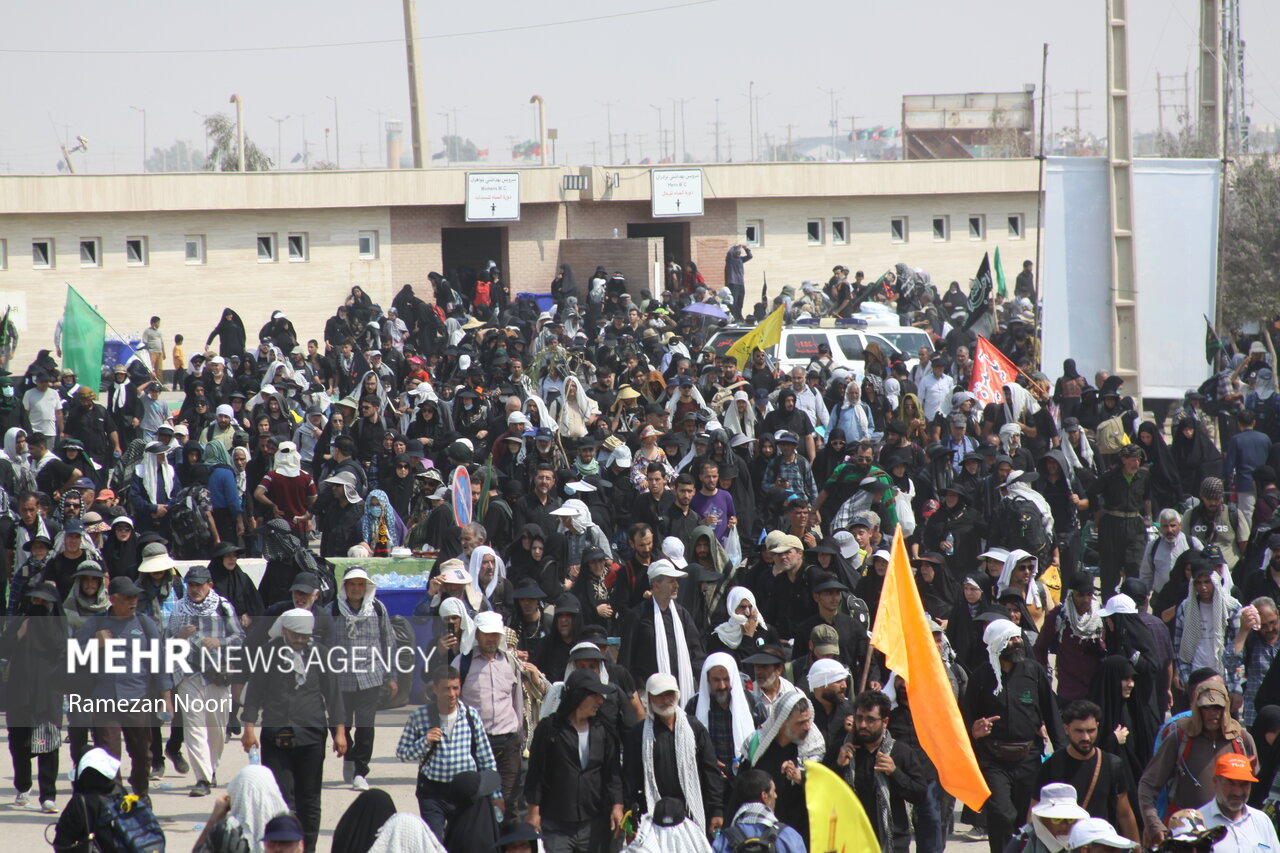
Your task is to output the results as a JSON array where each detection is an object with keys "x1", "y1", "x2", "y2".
[{"x1": 963, "y1": 253, "x2": 995, "y2": 336}]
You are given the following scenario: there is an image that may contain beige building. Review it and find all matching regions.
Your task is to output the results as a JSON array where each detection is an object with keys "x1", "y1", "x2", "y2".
[{"x1": 0, "y1": 159, "x2": 1039, "y2": 369}]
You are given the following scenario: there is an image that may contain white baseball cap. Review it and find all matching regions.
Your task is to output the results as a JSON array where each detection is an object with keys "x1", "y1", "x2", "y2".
[
  {"x1": 661, "y1": 536, "x2": 687, "y2": 568},
  {"x1": 647, "y1": 559, "x2": 687, "y2": 580},
  {"x1": 1098, "y1": 594, "x2": 1137, "y2": 617},
  {"x1": 1066, "y1": 818, "x2": 1136, "y2": 850},
  {"x1": 646, "y1": 673, "x2": 680, "y2": 696}
]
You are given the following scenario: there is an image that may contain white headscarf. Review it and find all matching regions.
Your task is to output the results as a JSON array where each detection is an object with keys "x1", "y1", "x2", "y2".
[
  {"x1": 712, "y1": 587, "x2": 767, "y2": 649},
  {"x1": 366, "y1": 813, "x2": 448, "y2": 853},
  {"x1": 539, "y1": 641, "x2": 611, "y2": 719},
  {"x1": 467, "y1": 545, "x2": 507, "y2": 601},
  {"x1": 225, "y1": 766, "x2": 289, "y2": 853},
  {"x1": 136, "y1": 444, "x2": 176, "y2": 506},
  {"x1": 996, "y1": 548, "x2": 1043, "y2": 605},
  {"x1": 268, "y1": 607, "x2": 316, "y2": 687},
  {"x1": 274, "y1": 441, "x2": 302, "y2": 477},
  {"x1": 642, "y1": 687, "x2": 705, "y2": 831},
  {"x1": 722, "y1": 393, "x2": 757, "y2": 439},
  {"x1": 523, "y1": 395, "x2": 557, "y2": 433},
  {"x1": 652, "y1": 596, "x2": 695, "y2": 699},
  {"x1": 1002, "y1": 382, "x2": 1040, "y2": 425},
  {"x1": 694, "y1": 653, "x2": 755, "y2": 755},
  {"x1": 558, "y1": 376, "x2": 600, "y2": 438},
  {"x1": 437, "y1": 596, "x2": 476, "y2": 655},
  {"x1": 626, "y1": 814, "x2": 714, "y2": 853},
  {"x1": 983, "y1": 618, "x2": 1022, "y2": 695},
  {"x1": 337, "y1": 573, "x2": 379, "y2": 639}
]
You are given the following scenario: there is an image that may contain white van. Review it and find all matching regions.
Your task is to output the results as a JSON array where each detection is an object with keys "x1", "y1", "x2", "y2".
[{"x1": 705, "y1": 320, "x2": 934, "y2": 381}]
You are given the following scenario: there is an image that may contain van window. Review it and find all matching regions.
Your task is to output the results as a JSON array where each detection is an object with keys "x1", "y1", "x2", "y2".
[
  {"x1": 836, "y1": 334, "x2": 865, "y2": 359},
  {"x1": 873, "y1": 330, "x2": 933, "y2": 356},
  {"x1": 785, "y1": 333, "x2": 826, "y2": 359}
]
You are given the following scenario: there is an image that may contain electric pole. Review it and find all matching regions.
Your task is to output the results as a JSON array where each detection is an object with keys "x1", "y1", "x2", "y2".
[
  {"x1": 712, "y1": 98, "x2": 722, "y2": 162},
  {"x1": 598, "y1": 101, "x2": 617, "y2": 164},
  {"x1": 401, "y1": 0, "x2": 429, "y2": 167},
  {"x1": 819, "y1": 87, "x2": 839, "y2": 160},
  {"x1": 268, "y1": 114, "x2": 291, "y2": 168},
  {"x1": 1064, "y1": 89, "x2": 1089, "y2": 153}
]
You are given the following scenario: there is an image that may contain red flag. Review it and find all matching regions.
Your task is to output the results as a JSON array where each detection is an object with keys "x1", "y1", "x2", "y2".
[{"x1": 969, "y1": 336, "x2": 1019, "y2": 406}]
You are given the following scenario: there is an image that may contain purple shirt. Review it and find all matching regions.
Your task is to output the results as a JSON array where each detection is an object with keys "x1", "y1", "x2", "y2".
[{"x1": 691, "y1": 489, "x2": 736, "y2": 543}]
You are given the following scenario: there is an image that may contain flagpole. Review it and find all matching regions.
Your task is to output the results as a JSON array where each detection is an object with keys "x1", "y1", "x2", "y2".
[{"x1": 1033, "y1": 42, "x2": 1049, "y2": 372}]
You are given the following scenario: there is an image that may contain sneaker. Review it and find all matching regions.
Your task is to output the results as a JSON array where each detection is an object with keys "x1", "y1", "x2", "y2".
[
  {"x1": 352, "y1": 775, "x2": 369, "y2": 792},
  {"x1": 149, "y1": 763, "x2": 165, "y2": 782},
  {"x1": 41, "y1": 800, "x2": 56, "y2": 813},
  {"x1": 14, "y1": 791, "x2": 30, "y2": 807},
  {"x1": 959, "y1": 827, "x2": 987, "y2": 842},
  {"x1": 189, "y1": 781, "x2": 211, "y2": 797},
  {"x1": 342, "y1": 762, "x2": 354, "y2": 784},
  {"x1": 167, "y1": 750, "x2": 190, "y2": 775}
]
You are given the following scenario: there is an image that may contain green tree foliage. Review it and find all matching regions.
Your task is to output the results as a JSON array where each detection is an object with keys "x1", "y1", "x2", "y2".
[
  {"x1": 202, "y1": 113, "x2": 273, "y2": 172},
  {"x1": 1220, "y1": 156, "x2": 1280, "y2": 330},
  {"x1": 145, "y1": 140, "x2": 205, "y2": 172}
]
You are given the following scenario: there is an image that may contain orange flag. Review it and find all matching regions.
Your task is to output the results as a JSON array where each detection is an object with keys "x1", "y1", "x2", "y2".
[{"x1": 870, "y1": 528, "x2": 991, "y2": 811}]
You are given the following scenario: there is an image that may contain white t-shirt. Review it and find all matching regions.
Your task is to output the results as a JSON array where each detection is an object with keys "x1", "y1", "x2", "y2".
[
  {"x1": 1192, "y1": 601, "x2": 1218, "y2": 671},
  {"x1": 577, "y1": 728, "x2": 590, "y2": 769},
  {"x1": 441, "y1": 710, "x2": 458, "y2": 739},
  {"x1": 22, "y1": 387, "x2": 60, "y2": 436}
]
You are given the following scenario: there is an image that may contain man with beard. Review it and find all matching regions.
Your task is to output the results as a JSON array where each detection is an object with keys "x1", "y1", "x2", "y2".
[
  {"x1": 618, "y1": 560, "x2": 704, "y2": 694},
  {"x1": 739, "y1": 690, "x2": 825, "y2": 848},
  {"x1": 689, "y1": 653, "x2": 765, "y2": 780},
  {"x1": 964, "y1": 619, "x2": 1064, "y2": 853},
  {"x1": 624, "y1": 673, "x2": 724, "y2": 834},
  {"x1": 514, "y1": 464, "x2": 562, "y2": 539},
  {"x1": 1085, "y1": 444, "x2": 1153, "y2": 596},
  {"x1": 806, "y1": 657, "x2": 854, "y2": 743},
  {"x1": 815, "y1": 440, "x2": 887, "y2": 530},
  {"x1": 833, "y1": 689, "x2": 933, "y2": 853},
  {"x1": 63, "y1": 386, "x2": 120, "y2": 475},
  {"x1": 1033, "y1": 574, "x2": 1107, "y2": 705},
  {"x1": 1036, "y1": 700, "x2": 1140, "y2": 841}
]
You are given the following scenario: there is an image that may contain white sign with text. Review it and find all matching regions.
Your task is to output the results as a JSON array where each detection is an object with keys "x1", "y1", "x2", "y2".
[
  {"x1": 651, "y1": 168, "x2": 704, "y2": 217},
  {"x1": 466, "y1": 172, "x2": 521, "y2": 221}
]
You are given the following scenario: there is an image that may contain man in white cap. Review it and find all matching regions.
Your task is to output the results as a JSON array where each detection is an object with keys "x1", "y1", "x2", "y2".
[
  {"x1": 318, "y1": 470, "x2": 364, "y2": 557},
  {"x1": 461, "y1": 610, "x2": 525, "y2": 821},
  {"x1": 327, "y1": 568, "x2": 396, "y2": 791},
  {"x1": 241, "y1": 607, "x2": 347, "y2": 853},
  {"x1": 1006, "y1": 783, "x2": 1090, "y2": 853},
  {"x1": 550, "y1": 497, "x2": 613, "y2": 576},
  {"x1": 204, "y1": 403, "x2": 244, "y2": 450},
  {"x1": 964, "y1": 618, "x2": 1064, "y2": 853},
  {"x1": 254, "y1": 441, "x2": 317, "y2": 539},
  {"x1": 625, "y1": 673, "x2": 725, "y2": 835},
  {"x1": 1066, "y1": 817, "x2": 1137, "y2": 853},
  {"x1": 619, "y1": 560, "x2": 705, "y2": 697}
]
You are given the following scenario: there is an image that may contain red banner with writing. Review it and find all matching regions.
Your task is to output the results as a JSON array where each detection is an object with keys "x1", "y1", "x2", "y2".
[{"x1": 969, "y1": 336, "x2": 1019, "y2": 406}]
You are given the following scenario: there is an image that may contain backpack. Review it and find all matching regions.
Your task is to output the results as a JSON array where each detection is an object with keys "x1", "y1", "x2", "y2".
[
  {"x1": 168, "y1": 484, "x2": 213, "y2": 552},
  {"x1": 1095, "y1": 415, "x2": 1130, "y2": 455},
  {"x1": 723, "y1": 823, "x2": 781, "y2": 853},
  {"x1": 474, "y1": 280, "x2": 492, "y2": 309},
  {"x1": 98, "y1": 792, "x2": 166, "y2": 853},
  {"x1": 194, "y1": 821, "x2": 249, "y2": 853},
  {"x1": 380, "y1": 614, "x2": 416, "y2": 709},
  {"x1": 1000, "y1": 496, "x2": 1051, "y2": 563}
]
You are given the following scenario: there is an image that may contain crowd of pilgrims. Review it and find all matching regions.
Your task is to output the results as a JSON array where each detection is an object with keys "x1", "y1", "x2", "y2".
[{"x1": 5, "y1": 264, "x2": 1280, "y2": 853}]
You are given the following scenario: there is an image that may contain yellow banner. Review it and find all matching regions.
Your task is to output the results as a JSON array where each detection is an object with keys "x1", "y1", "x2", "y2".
[
  {"x1": 725, "y1": 304, "x2": 785, "y2": 368},
  {"x1": 805, "y1": 760, "x2": 880, "y2": 853}
]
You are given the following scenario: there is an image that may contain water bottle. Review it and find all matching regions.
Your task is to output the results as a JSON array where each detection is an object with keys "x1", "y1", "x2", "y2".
[
  {"x1": 249, "y1": 745, "x2": 261, "y2": 765},
  {"x1": 943, "y1": 532, "x2": 954, "y2": 555}
]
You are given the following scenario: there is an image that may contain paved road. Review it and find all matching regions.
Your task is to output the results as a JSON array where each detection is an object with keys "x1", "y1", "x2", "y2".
[{"x1": 1, "y1": 711, "x2": 992, "y2": 851}]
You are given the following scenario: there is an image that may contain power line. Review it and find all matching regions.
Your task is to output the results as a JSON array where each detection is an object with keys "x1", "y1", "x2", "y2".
[{"x1": 0, "y1": 0, "x2": 722, "y2": 55}]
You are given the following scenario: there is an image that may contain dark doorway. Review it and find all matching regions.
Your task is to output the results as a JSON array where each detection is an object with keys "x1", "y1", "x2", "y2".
[
  {"x1": 626, "y1": 222, "x2": 690, "y2": 270},
  {"x1": 441, "y1": 227, "x2": 508, "y2": 294}
]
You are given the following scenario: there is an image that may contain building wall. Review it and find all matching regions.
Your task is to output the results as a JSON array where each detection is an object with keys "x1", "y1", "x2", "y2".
[
  {"x1": 0, "y1": 207, "x2": 392, "y2": 365},
  {"x1": 734, "y1": 192, "x2": 1039, "y2": 292}
]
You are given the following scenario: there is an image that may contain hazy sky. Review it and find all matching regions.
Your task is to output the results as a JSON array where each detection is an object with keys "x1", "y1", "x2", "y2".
[{"x1": 4, "y1": 0, "x2": 1279, "y2": 174}]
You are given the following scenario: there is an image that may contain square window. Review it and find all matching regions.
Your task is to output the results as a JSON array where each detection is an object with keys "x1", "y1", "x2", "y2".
[
  {"x1": 185, "y1": 235, "x2": 206, "y2": 265},
  {"x1": 257, "y1": 234, "x2": 277, "y2": 262},
  {"x1": 890, "y1": 216, "x2": 908, "y2": 243},
  {"x1": 932, "y1": 216, "x2": 949, "y2": 242},
  {"x1": 831, "y1": 218, "x2": 849, "y2": 246},
  {"x1": 968, "y1": 215, "x2": 986, "y2": 240},
  {"x1": 32, "y1": 239, "x2": 54, "y2": 269},
  {"x1": 125, "y1": 237, "x2": 148, "y2": 266},
  {"x1": 288, "y1": 233, "x2": 308, "y2": 262},
  {"x1": 358, "y1": 230, "x2": 378, "y2": 260},
  {"x1": 80, "y1": 238, "x2": 101, "y2": 268},
  {"x1": 1008, "y1": 214, "x2": 1025, "y2": 239},
  {"x1": 0, "y1": 239, "x2": 7, "y2": 271},
  {"x1": 745, "y1": 220, "x2": 763, "y2": 248},
  {"x1": 806, "y1": 219, "x2": 824, "y2": 246}
]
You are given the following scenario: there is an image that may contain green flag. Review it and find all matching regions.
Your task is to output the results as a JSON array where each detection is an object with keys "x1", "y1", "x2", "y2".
[
  {"x1": 993, "y1": 246, "x2": 1008, "y2": 298},
  {"x1": 63, "y1": 285, "x2": 106, "y2": 387}
]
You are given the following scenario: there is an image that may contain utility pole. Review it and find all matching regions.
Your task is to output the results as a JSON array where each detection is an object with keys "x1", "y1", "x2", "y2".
[
  {"x1": 598, "y1": 100, "x2": 617, "y2": 164},
  {"x1": 649, "y1": 105, "x2": 664, "y2": 161},
  {"x1": 327, "y1": 96, "x2": 340, "y2": 168},
  {"x1": 268, "y1": 114, "x2": 290, "y2": 168},
  {"x1": 590, "y1": 140, "x2": 598, "y2": 165},
  {"x1": 623, "y1": 132, "x2": 629, "y2": 164},
  {"x1": 848, "y1": 115, "x2": 861, "y2": 160},
  {"x1": 784, "y1": 123, "x2": 798, "y2": 161},
  {"x1": 819, "y1": 87, "x2": 839, "y2": 160},
  {"x1": 401, "y1": 0, "x2": 429, "y2": 167},
  {"x1": 1063, "y1": 89, "x2": 1090, "y2": 153},
  {"x1": 1156, "y1": 71, "x2": 1165, "y2": 143},
  {"x1": 130, "y1": 106, "x2": 147, "y2": 172},
  {"x1": 748, "y1": 81, "x2": 755, "y2": 161},
  {"x1": 671, "y1": 97, "x2": 693, "y2": 162},
  {"x1": 713, "y1": 98, "x2": 722, "y2": 162},
  {"x1": 438, "y1": 112, "x2": 452, "y2": 162}
]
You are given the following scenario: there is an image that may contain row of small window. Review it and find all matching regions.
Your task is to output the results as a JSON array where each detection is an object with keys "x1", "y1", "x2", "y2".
[
  {"x1": 0, "y1": 231, "x2": 381, "y2": 270},
  {"x1": 742, "y1": 213, "x2": 1026, "y2": 248}
]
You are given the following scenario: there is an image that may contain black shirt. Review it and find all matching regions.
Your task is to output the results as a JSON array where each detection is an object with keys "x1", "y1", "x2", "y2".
[
  {"x1": 1037, "y1": 748, "x2": 1132, "y2": 823},
  {"x1": 239, "y1": 638, "x2": 346, "y2": 746},
  {"x1": 623, "y1": 715, "x2": 724, "y2": 819},
  {"x1": 963, "y1": 658, "x2": 1064, "y2": 750},
  {"x1": 525, "y1": 715, "x2": 625, "y2": 822}
]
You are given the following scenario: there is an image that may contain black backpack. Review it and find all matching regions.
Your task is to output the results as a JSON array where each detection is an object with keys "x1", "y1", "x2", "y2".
[
  {"x1": 723, "y1": 823, "x2": 781, "y2": 853},
  {"x1": 168, "y1": 484, "x2": 213, "y2": 552},
  {"x1": 999, "y1": 496, "x2": 1051, "y2": 565}
]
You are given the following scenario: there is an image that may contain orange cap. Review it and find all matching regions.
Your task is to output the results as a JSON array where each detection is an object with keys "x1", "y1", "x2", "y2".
[{"x1": 1215, "y1": 753, "x2": 1259, "y2": 783}]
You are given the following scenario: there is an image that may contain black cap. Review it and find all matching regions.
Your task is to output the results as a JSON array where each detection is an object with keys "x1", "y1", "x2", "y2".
[
  {"x1": 511, "y1": 577, "x2": 545, "y2": 600},
  {"x1": 652, "y1": 798, "x2": 689, "y2": 828},
  {"x1": 261, "y1": 815, "x2": 306, "y2": 843},
  {"x1": 1119, "y1": 577, "x2": 1149, "y2": 601},
  {"x1": 493, "y1": 822, "x2": 541, "y2": 849},
  {"x1": 25, "y1": 581, "x2": 59, "y2": 603},
  {"x1": 565, "y1": 668, "x2": 608, "y2": 695},
  {"x1": 741, "y1": 644, "x2": 788, "y2": 665},
  {"x1": 71, "y1": 564, "x2": 106, "y2": 580},
  {"x1": 582, "y1": 546, "x2": 608, "y2": 564},
  {"x1": 289, "y1": 572, "x2": 320, "y2": 593},
  {"x1": 812, "y1": 576, "x2": 849, "y2": 593},
  {"x1": 22, "y1": 534, "x2": 53, "y2": 552},
  {"x1": 569, "y1": 644, "x2": 608, "y2": 662},
  {"x1": 184, "y1": 566, "x2": 213, "y2": 585},
  {"x1": 210, "y1": 542, "x2": 241, "y2": 559},
  {"x1": 108, "y1": 576, "x2": 144, "y2": 597}
]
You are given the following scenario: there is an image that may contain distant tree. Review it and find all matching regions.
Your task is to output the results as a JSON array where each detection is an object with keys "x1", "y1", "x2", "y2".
[
  {"x1": 1219, "y1": 155, "x2": 1280, "y2": 329},
  {"x1": 202, "y1": 113, "x2": 273, "y2": 172},
  {"x1": 145, "y1": 140, "x2": 205, "y2": 172},
  {"x1": 444, "y1": 135, "x2": 479, "y2": 162},
  {"x1": 310, "y1": 160, "x2": 338, "y2": 171}
]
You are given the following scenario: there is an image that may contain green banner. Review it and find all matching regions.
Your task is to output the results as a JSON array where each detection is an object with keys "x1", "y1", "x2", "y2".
[{"x1": 63, "y1": 285, "x2": 106, "y2": 386}]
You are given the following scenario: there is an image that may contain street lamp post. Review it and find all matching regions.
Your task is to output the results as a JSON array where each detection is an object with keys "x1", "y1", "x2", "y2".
[
  {"x1": 130, "y1": 106, "x2": 147, "y2": 172},
  {"x1": 327, "y1": 95, "x2": 340, "y2": 168},
  {"x1": 268, "y1": 115, "x2": 290, "y2": 168}
]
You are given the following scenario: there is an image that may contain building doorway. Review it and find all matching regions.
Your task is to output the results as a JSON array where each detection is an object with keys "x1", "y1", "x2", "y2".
[
  {"x1": 626, "y1": 222, "x2": 690, "y2": 273},
  {"x1": 441, "y1": 227, "x2": 508, "y2": 296}
]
